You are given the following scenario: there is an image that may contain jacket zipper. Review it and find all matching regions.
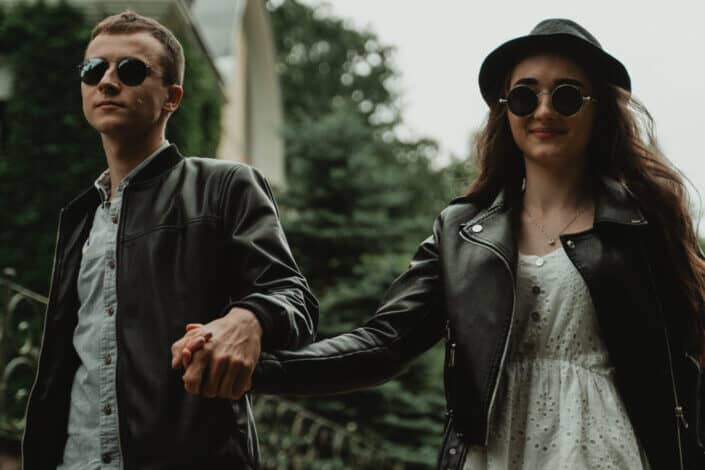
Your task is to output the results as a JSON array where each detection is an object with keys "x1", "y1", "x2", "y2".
[
  {"x1": 459, "y1": 228, "x2": 516, "y2": 445},
  {"x1": 24, "y1": 209, "x2": 65, "y2": 447},
  {"x1": 113, "y1": 191, "x2": 127, "y2": 468},
  {"x1": 640, "y1": 239, "x2": 686, "y2": 470}
]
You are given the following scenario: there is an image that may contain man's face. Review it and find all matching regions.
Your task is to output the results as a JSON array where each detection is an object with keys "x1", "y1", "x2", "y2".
[{"x1": 81, "y1": 32, "x2": 181, "y2": 139}]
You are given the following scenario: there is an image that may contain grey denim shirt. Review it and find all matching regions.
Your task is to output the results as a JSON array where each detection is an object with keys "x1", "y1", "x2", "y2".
[{"x1": 59, "y1": 141, "x2": 169, "y2": 470}]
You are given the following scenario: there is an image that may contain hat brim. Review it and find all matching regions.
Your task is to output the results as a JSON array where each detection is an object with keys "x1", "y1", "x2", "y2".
[{"x1": 479, "y1": 33, "x2": 631, "y2": 105}]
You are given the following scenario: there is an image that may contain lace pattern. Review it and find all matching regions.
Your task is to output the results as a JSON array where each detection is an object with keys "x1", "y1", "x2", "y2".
[{"x1": 463, "y1": 247, "x2": 647, "y2": 470}]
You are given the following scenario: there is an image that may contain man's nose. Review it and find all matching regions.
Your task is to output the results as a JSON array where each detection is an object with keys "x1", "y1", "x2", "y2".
[{"x1": 97, "y1": 64, "x2": 120, "y2": 95}]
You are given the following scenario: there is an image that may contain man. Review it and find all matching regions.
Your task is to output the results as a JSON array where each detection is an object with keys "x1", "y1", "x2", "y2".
[{"x1": 22, "y1": 11, "x2": 317, "y2": 469}]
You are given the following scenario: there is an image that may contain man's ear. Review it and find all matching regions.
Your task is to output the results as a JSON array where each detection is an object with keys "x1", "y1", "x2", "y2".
[{"x1": 164, "y1": 84, "x2": 183, "y2": 113}]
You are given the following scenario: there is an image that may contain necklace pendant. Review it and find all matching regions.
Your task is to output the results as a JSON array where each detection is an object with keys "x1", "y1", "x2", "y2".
[{"x1": 548, "y1": 239, "x2": 556, "y2": 246}]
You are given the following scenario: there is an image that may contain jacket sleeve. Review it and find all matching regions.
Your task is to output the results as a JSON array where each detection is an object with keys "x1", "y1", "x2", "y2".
[
  {"x1": 220, "y1": 164, "x2": 318, "y2": 350},
  {"x1": 252, "y1": 215, "x2": 447, "y2": 395}
]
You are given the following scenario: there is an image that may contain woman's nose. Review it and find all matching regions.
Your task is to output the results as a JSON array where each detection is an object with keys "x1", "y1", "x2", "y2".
[{"x1": 532, "y1": 91, "x2": 556, "y2": 118}]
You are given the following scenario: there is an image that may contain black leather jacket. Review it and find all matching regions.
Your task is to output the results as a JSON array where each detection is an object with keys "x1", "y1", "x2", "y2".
[
  {"x1": 255, "y1": 179, "x2": 705, "y2": 470},
  {"x1": 22, "y1": 145, "x2": 318, "y2": 469}
]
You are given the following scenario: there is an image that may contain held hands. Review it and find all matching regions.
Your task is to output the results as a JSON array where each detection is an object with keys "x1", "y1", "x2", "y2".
[{"x1": 170, "y1": 307, "x2": 262, "y2": 399}]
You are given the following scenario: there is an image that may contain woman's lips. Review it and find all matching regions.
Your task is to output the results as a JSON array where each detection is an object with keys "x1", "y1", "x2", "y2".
[{"x1": 529, "y1": 128, "x2": 566, "y2": 139}]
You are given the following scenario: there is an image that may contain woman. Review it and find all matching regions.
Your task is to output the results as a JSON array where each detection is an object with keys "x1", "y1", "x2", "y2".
[{"x1": 180, "y1": 19, "x2": 705, "y2": 469}]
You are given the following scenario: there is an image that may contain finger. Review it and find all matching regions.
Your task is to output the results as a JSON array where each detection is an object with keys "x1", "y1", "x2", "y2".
[
  {"x1": 217, "y1": 361, "x2": 240, "y2": 399},
  {"x1": 230, "y1": 360, "x2": 254, "y2": 400},
  {"x1": 182, "y1": 347, "x2": 192, "y2": 368},
  {"x1": 171, "y1": 337, "x2": 187, "y2": 369},
  {"x1": 203, "y1": 355, "x2": 227, "y2": 399},
  {"x1": 182, "y1": 349, "x2": 208, "y2": 395},
  {"x1": 186, "y1": 323, "x2": 204, "y2": 331},
  {"x1": 171, "y1": 328, "x2": 208, "y2": 369},
  {"x1": 182, "y1": 336, "x2": 208, "y2": 369}
]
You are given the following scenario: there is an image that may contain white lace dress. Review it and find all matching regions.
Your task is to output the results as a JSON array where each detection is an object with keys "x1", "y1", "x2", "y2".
[{"x1": 463, "y1": 247, "x2": 649, "y2": 470}]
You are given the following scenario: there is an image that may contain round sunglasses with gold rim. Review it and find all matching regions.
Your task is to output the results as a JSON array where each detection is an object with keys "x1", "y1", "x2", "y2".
[
  {"x1": 499, "y1": 84, "x2": 597, "y2": 117},
  {"x1": 78, "y1": 57, "x2": 163, "y2": 87}
]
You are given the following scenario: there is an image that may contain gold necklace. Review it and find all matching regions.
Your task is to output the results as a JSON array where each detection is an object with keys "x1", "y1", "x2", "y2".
[{"x1": 524, "y1": 205, "x2": 584, "y2": 246}]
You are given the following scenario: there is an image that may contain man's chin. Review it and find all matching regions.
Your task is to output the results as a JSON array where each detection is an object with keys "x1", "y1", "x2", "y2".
[{"x1": 92, "y1": 121, "x2": 138, "y2": 138}]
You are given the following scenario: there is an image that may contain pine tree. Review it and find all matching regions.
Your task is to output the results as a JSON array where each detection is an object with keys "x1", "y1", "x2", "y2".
[{"x1": 268, "y1": 1, "x2": 474, "y2": 466}]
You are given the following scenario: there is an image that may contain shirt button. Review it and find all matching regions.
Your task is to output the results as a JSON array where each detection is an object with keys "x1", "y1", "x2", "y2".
[
  {"x1": 448, "y1": 447, "x2": 457, "y2": 455},
  {"x1": 531, "y1": 311, "x2": 541, "y2": 322},
  {"x1": 103, "y1": 404, "x2": 112, "y2": 415},
  {"x1": 566, "y1": 240, "x2": 575, "y2": 249},
  {"x1": 108, "y1": 259, "x2": 116, "y2": 269},
  {"x1": 102, "y1": 453, "x2": 112, "y2": 464},
  {"x1": 107, "y1": 307, "x2": 114, "y2": 316},
  {"x1": 104, "y1": 354, "x2": 112, "y2": 365},
  {"x1": 471, "y1": 224, "x2": 483, "y2": 233},
  {"x1": 532, "y1": 285, "x2": 541, "y2": 295},
  {"x1": 535, "y1": 258, "x2": 545, "y2": 267}
]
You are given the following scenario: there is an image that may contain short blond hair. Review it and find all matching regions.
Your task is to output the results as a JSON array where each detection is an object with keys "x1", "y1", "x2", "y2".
[{"x1": 89, "y1": 10, "x2": 185, "y2": 85}]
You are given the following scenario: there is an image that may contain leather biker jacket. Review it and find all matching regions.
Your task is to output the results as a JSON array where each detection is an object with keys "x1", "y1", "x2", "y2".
[
  {"x1": 22, "y1": 145, "x2": 318, "y2": 469},
  {"x1": 255, "y1": 178, "x2": 705, "y2": 470}
]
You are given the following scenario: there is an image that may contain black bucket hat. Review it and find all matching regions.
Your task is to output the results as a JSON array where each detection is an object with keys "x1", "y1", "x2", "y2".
[{"x1": 478, "y1": 18, "x2": 631, "y2": 106}]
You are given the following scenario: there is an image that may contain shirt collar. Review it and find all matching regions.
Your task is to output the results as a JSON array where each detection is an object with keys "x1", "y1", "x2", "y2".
[{"x1": 93, "y1": 140, "x2": 170, "y2": 202}]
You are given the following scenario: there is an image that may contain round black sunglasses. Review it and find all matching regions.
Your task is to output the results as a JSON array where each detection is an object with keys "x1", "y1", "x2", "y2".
[
  {"x1": 499, "y1": 84, "x2": 597, "y2": 117},
  {"x1": 78, "y1": 57, "x2": 163, "y2": 87}
]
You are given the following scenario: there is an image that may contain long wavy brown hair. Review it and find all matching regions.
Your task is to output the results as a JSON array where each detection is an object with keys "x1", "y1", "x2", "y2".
[{"x1": 468, "y1": 60, "x2": 705, "y2": 359}]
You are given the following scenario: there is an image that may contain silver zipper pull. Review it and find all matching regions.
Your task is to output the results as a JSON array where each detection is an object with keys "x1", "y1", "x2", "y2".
[
  {"x1": 449, "y1": 343, "x2": 456, "y2": 368},
  {"x1": 675, "y1": 406, "x2": 689, "y2": 430}
]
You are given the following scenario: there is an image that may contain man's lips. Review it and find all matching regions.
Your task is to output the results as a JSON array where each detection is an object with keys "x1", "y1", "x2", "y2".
[{"x1": 95, "y1": 100, "x2": 125, "y2": 108}]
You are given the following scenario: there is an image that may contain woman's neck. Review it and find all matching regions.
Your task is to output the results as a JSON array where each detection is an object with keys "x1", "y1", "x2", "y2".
[{"x1": 522, "y1": 159, "x2": 591, "y2": 216}]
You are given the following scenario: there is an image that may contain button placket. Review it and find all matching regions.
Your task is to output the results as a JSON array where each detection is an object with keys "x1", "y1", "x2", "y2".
[{"x1": 99, "y1": 185, "x2": 123, "y2": 467}]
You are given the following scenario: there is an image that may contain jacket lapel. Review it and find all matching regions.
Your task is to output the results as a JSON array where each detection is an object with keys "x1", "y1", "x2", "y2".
[{"x1": 459, "y1": 190, "x2": 519, "y2": 273}]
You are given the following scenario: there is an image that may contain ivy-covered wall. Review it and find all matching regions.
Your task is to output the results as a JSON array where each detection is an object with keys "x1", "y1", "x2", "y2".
[{"x1": 0, "y1": 1, "x2": 222, "y2": 293}]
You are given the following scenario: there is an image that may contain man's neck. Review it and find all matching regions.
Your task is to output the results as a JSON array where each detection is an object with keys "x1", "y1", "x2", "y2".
[{"x1": 101, "y1": 132, "x2": 166, "y2": 198}]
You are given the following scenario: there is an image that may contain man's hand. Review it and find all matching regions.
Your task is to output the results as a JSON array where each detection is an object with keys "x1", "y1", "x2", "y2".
[{"x1": 170, "y1": 307, "x2": 262, "y2": 399}]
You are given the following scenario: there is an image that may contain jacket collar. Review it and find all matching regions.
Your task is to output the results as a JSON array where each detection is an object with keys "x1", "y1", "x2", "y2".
[
  {"x1": 128, "y1": 143, "x2": 184, "y2": 185},
  {"x1": 592, "y1": 177, "x2": 647, "y2": 227},
  {"x1": 63, "y1": 144, "x2": 184, "y2": 213},
  {"x1": 459, "y1": 177, "x2": 647, "y2": 265}
]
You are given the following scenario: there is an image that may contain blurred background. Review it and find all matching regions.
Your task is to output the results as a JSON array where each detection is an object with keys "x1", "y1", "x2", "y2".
[{"x1": 0, "y1": 1, "x2": 701, "y2": 469}]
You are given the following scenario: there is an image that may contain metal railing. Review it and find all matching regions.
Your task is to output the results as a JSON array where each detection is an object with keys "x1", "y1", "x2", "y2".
[
  {"x1": 0, "y1": 273, "x2": 402, "y2": 468},
  {"x1": 0, "y1": 272, "x2": 45, "y2": 440}
]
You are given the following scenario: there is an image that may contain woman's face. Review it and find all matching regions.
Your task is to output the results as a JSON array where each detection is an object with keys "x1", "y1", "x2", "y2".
[{"x1": 506, "y1": 54, "x2": 596, "y2": 169}]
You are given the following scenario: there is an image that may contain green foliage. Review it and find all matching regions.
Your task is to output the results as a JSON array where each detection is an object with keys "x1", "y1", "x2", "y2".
[
  {"x1": 0, "y1": 1, "x2": 99, "y2": 293},
  {"x1": 267, "y1": 1, "x2": 475, "y2": 467},
  {"x1": 0, "y1": 1, "x2": 222, "y2": 292},
  {"x1": 166, "y1": 38, "x2": 222, "y2": 157}
]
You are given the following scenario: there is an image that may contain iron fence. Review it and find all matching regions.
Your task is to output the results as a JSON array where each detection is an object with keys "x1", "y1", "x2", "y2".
[{"x1": 0, "y1": 273, "x2": 402, "y2": 468}]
